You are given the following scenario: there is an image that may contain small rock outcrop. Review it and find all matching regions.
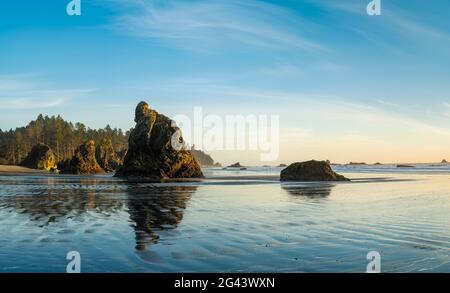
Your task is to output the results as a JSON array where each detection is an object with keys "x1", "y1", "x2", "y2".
[
  {"x1": 348, "y1": 162, "x2": 366, "y2": 165},
  {"x1": 441, "y1": 159, "x2": 447, "y2": 164},
  {"x1": 96, "y1": 138, "x2": 122, "y2": 172},
  {"x1": 115, "y1": 101, "x2": 203, "y2": 181},
  {"x1": 396, "y1": 164, "x2": 415, "y2": 168},
  {"x1": 20, "y1": 143, "x2": 57, "y2": 171},
  {"x1": 228, "y1": 162, "x2": 244, "y2": 168},
  {"x1": 59, "y1": 140, "x2": 104, "y2": 174},
  {"x1": 280, "y1": 160, "x2": 350, "y2": 182},
  {"x1": 278, "y1": 163, "x2": 287, "y2": 167}
]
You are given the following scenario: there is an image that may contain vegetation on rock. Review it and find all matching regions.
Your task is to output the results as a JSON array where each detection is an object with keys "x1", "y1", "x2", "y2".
[{"x1": 190, "y1": 147, "x2": 216, "y2": 166}]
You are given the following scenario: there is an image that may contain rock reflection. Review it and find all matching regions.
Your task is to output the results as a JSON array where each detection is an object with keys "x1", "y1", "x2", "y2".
[
  {"x1": 0, "y1": 177, "x2": 123, "y2": 226},
  {"x1": 282, "y1": 184, "x2": 333, "y2": 198},
  {"x1": 125, "y1": 185, "x2": 197, "y2": 251},
  {"x1": 0, "y1": 176, "x2": 197, "y2": 251}
]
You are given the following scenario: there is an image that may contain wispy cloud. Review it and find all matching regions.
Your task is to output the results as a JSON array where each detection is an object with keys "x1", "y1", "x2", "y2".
[
  {"x1": 311, "y1": 0, "x2": 450, "y2": 45},
  {"x1": 0, "y1": 97, "x2": 66, "y2": 109},
  {"x1": 0, "y1": 72, "x2": 41, "y2": 91},
  {"x1": 385, "y1": 9, "x2": 450, "y2": 43},
  {"x1": 108, "y1": 0, "x2": 324, "y2": 52},
  {"x1": 139, "y1": 78, "x2": 450, "y2": 139},
  {"x1": 0, "y1": 74, "x2": 96, "y2": 109}
]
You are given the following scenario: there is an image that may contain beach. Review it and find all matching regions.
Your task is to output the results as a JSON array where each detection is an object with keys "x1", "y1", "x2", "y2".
[
  {"x1": 0, "y1": 165, "x2": 45, "y2": 174},
  {"x1": 0, "y1": 165, "x2": 449, "y2": 272}
]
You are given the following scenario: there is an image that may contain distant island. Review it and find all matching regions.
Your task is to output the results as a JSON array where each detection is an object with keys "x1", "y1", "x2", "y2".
[{"x1": 190, "y1": 146, "x2": 221, "y2": 167}]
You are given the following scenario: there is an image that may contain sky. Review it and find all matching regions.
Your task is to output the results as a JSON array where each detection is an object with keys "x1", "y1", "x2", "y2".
[{"x1": 1, "y1": 0, "x2": 450, "y2": 165}]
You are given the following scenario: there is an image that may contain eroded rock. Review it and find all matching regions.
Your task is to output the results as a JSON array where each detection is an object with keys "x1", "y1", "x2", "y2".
[
  {"x1": 96, "y1": 138, "x2": 122, "y2": 172},
  {"x1": 21, "y1": 143, "x2": 57, "y2": 171},
  {"x1": 59, "y1": 140, "x2": 104, "y2": 174},
  {"x1": 280, "y1": 160, "x2": 349, "y2": 182},
  {"x1": 115, "y1": 101, "x2": 203, "y2": 181}
]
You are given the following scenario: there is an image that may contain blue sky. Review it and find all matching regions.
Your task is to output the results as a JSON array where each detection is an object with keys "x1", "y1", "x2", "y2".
[{"x1": 1, "y1": 0, "x2": 450, "y2": 164}]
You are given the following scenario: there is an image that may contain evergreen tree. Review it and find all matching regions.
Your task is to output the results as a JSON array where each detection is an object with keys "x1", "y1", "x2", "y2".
[{"x1": 0, "y1": 115, "x2": 129, "y2": 165}]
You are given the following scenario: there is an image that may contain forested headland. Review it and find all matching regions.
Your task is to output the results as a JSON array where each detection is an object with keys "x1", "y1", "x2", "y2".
[
  {"x1": 0, "y1": 114, "x2": 128, "y2": 165},
  {"x1": 0, "y1": 114, "x2": 217, "y2": 168}
]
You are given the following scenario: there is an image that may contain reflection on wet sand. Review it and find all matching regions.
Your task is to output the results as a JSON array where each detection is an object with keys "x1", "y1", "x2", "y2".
[
  {"x1": 0, "y1": 176, "x2": 197, "y2": 251},
  {"x1": 0, "y1": 177, "x2": 123, "y2": 226},
  {"x1": 281, "y1": 184, "x2": 333, "y2": 198},
  {"x1": 125, "y1": 185, "x2": 197, "y2": 251}
]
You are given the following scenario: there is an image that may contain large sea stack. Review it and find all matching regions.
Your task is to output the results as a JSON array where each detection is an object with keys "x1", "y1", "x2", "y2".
[
  {"x1": 59, "y1": 140, "x2": 104, "y2": 174},
  {"x1": 280, "y1": 160, "x2": 350, "y2": 182},
  {"x1": 20, "y1": 143, "x2": 57, "y2": 171},
  {"x1": 115, "y1": 101, "x2": 203, "y2": 181}
]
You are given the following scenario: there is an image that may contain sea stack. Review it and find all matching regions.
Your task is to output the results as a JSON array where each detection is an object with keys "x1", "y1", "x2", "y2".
[
  {"x1": 59, "y1": 140, "x2": 104, "y2": 174},
  {"x1": 20, "y1": 143, "x2": 57, "y2": 171},
  {"x1": 96, "y1": 138, "x2": 122, "y2": 172},
  {"x1": 115, "y1": 101, "x2": 203, "y2": 181},
  {"x1": 280, "y1": 160, "x2": 350, "y2": 182}
]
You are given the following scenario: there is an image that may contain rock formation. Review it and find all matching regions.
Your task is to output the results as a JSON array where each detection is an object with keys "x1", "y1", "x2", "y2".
[
  {"x1": 280, "y1": 160, "x2": 350, "y2": 182},
  {"x1": 441, "y1": 159, "x2": 447, "y2": 164},
  {"x1": 396, "y1": 164, "x2": 415, "y2": 168},
  {"x1": 20, "y1": 143, "x2": 57, "y2": 171},
  {"x1": 115, "y1": 101, "x2": 203, "y2": 181},
  {"x1": 59, "y1": 140, "x2": 104, "y2": 174},
  {"x1": 227, "y1": 162, "x2": 244, "y2": 168},
  {"x1": 190, "y1": 149, "x2": 215, "y2": 166},
  {"x1": 96, "y1": 138, "x2": 122, "y2": 172}
]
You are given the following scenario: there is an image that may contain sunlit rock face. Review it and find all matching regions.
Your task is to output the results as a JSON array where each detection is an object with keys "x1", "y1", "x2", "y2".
[
  {"x1": 115, "y1": 101, "x2": 203, "y2": 181},
  {"x1": 96, "y1": 138, "x2": 122, "y2": 172},
  {"x1": 280, "y1": 160, "x2": 350, "y2": 182},
  {"x1": 21, "y1": 143, "x2": 57, "y2": 171},
  {"x1": 59, "y1": 140, "x2": 104, "y2": 174}
]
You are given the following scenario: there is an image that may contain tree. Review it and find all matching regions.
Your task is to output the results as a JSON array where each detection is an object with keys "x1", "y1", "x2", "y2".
[{"x1": 0, "y1": 114, "x2": 129, "y2": 165}]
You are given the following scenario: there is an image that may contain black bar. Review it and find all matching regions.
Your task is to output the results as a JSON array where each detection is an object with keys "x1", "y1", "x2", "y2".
[{"x1": 0, "y1": 273, "x2": 449, "y2": 291}]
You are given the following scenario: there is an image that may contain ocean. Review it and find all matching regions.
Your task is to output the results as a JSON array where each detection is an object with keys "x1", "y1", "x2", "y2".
[{"x1": 0, "y1": 165, "x2": 449, "y2": 272}]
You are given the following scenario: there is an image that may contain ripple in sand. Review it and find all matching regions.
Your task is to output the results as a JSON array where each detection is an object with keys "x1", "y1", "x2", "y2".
[{"x1": 136, "y1": 250, "x2": 165, "y2": 263}]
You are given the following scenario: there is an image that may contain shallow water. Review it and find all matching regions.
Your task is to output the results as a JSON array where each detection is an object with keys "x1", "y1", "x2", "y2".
[{"x1": 0, "y1": 166, "x2": 449, "y2": 272}]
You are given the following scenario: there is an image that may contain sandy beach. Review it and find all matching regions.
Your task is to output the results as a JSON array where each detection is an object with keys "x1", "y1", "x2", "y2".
[{"x1": 0, "y1": 165, "x2": 44, "y2": 174}]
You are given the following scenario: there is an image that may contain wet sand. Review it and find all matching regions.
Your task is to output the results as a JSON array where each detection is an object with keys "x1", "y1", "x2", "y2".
[{"x1": 0, "y1": 169, "x2": 449, "y2": 272}]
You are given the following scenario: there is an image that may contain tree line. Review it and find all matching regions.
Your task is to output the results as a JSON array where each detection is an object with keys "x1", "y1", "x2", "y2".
[{"x1": 0, "y1": 114, "x2": 129, "y2": 165}]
